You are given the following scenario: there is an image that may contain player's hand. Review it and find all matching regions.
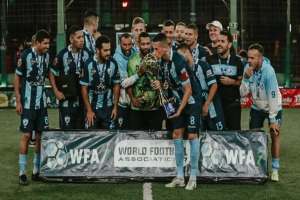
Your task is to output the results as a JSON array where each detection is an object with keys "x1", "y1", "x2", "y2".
[
  {"x1": 270, "y1": 122, "x2": 280, "y2": 136},
  {"x1": 244, "y1": 66, "x2": 254, "y2": 79},
  {"x1": 203, "y1": 47, "x2": 213, "y2": 56},
  {"x1": 168, "y1": 97, "x2": 175, "y2": 103},
  {"x1": 86, "y1": 110, "x2": 96, "y2": 126},
  {"x1": 168, "y1": 110, "x2": 181, "y2": 119},
  {"x1": 148, "y1": 96, "x2": 158, "y2": 110},
  {"x1": 16, "y1": 102, "x2": 23, "y2": 115},
  {"x1": 152, "y1": 80, "x2": 160, "y2": 90},
  {"x1": 111, "y1": 107, "x2": 118, "y2": 121},
  {"x1": 220, "y1": 76, "x2": 233, "y2": 85},
  {"x1": 137, "y1": 65, "x2": 146, "y2": 77},
  {"x1": 202, "y1": 102, "x2": 209, "y2": 117},
  {"x1": 131, "y1": 97, "x2": 142, "y2": 107},
  {"x1": 54, "y1": 90, "x2": 65, "y2": 101}
]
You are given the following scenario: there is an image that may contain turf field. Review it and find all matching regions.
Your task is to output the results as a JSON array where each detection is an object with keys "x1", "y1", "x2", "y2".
[{"x1": 0, "y1": 108, "x2": 299, "y2": 200}]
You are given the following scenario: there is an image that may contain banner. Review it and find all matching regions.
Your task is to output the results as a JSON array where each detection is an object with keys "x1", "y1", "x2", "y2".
[
  {"x1": 40, "y1": 130, "x2": 268, "y2": 183},
  {"x1": 240, "y1": 88, "x2": 300, "y2": 108}
]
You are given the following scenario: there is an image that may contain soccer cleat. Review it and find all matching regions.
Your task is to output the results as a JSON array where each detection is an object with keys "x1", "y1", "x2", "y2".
[
  {"x1": 165, "y1": 177, "x2": 185, "y2": 188},
  {"x1": 32, "y1": 172, "x2": 43, "y2": 181},
  {"x1": 19, "y1": 174, "x2": 29, "y2": 186},
  {"x1": 271, "y1": 171, "x2": 279, "y2": 182},
  {"x1": 185, "y1": 180, "x2": 197, "y2": 190},
  {"x1": 29, "y1": 139, "x2": 36, "y2": 147}
]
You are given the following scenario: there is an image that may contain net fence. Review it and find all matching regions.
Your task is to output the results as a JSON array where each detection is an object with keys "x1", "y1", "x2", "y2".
[{"x1": 1, "y1": 0, "x2": 300, "y2": 86}]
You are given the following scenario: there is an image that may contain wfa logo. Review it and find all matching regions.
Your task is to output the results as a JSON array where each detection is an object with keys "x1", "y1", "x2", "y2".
[{"x1": 45, "y1": 139, "x2": 68, "y2": 169}]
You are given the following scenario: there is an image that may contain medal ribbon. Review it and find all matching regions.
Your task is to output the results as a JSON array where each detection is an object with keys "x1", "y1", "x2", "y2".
[
  {"x1": 256, "y1": 70, "x2": 262, "y2": 97},
  {"x1": 95, "y1": 55, "x2": 106, "y2": 82},
  {"x1": 68, "y1": 45, "x2": 82, "y2": 74},
  {"x1": 33, "y1": 47, "x2": 43, "y2": 80},
  {"x1": 218, "y1": 54, "x2": 231, "y2": 75}
]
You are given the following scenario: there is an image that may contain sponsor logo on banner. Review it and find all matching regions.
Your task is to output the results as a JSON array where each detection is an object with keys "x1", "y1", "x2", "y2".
[
  {"x1": 201, "y1": 138, "x2": 265, "y2": 171},
  {"x1": 45, "y1": 139, "x2": 68, "y2": 169},
  {"x1": 114, "y1": 140, "x2": 190, "y2": 168}
]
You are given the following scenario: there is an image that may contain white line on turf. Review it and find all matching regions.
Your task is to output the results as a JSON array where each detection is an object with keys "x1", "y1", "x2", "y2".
[{"x1": 143, "y1": 182, "x2": 153, "y2": 200}]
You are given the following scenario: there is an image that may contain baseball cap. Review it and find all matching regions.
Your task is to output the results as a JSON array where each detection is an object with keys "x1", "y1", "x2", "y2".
[{"x1": 206, "y1": 21, "x2": 223, "y2": 31}]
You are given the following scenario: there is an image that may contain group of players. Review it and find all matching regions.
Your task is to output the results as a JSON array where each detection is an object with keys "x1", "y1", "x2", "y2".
[{"x1": 15, "y1": 10, "x2": 282, "y2": 188}]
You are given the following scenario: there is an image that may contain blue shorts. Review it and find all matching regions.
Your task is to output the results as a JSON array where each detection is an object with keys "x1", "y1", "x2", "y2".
[
  {"x1": 171, "y1": 101, "x2": 201, "y2": 134},
  {"x1": 59, "y1": 106, "x2": 85, "y2": 129},
  {"x1": 20, "y1": 108, "x2": 49, "y2": 133},
  {"x1": 85, "y1": 106, "x2": 115, "y2": 130},
  {"x1": 249, "y1": 108, "x2": 282, "y2": 129}
]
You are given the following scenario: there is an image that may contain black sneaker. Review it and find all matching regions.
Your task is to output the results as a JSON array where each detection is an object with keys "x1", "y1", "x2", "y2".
[
  {"x1": 29, "y1": 139, "x2": 36, "y2": 147},
  {"x1": 19, "y1": 174, "x2": 29, "y2": 186},
  {"x1": 32, "y1": 172, "x2": 43, "y2": 181}
]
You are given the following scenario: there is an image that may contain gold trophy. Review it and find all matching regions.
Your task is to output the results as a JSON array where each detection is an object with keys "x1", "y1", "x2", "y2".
[{"x1": 143, "y1": 53, "x2": 176, "y2": 117}]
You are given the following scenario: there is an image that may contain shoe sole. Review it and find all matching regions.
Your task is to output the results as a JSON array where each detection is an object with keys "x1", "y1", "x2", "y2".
[{"x1": 165, "y1": 184, "x2": 185, "y2": 188}]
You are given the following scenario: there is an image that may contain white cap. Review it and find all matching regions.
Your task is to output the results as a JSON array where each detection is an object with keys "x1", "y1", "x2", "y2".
[{"x1": 206, "y1": 21, "x2": 223, "y2": 31}]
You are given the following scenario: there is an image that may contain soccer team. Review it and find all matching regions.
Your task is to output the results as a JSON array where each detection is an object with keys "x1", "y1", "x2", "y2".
[{"x1": 14, "y1": 10, "x2": 282, "y2": 188}]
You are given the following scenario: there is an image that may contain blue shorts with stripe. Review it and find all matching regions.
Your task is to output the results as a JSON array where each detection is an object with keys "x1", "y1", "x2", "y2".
[
  {"x1": 171, "y1": 100, "x2": 202, "y2": 134},
  {"x1": 19, "y1": 108, "x2": 49, "y2": 133}
]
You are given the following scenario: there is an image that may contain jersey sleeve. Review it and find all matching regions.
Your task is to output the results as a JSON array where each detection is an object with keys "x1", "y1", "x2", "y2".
[
  {"x1": 265, "y1": 70, "x2": 279, "y2": 122},
  {"x1": 50, "y1": 51, "x2": 63, "y2": 76},
  {"x1": 111, "y1": 58, "x2": 121, "y2": 84},
  {"x1": 175, "y1": 57, "x2": 190, "y2": 86},
  {"x1": 80, "y1": 59, "x2": 91, "y2": 86},
  {"x1": 15, "y1": 52, "x2": 27, "y2": 76},
  {"x1": 239, "y1": 64, "x2": 250, "y2": 97},
  {"x1": 202, "y1": 61, "x2": 216, "y2": 87}
]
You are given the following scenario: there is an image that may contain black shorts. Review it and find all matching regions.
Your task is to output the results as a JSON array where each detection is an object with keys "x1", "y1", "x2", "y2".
[
  {"x1": 249, "y1": 108, "x2": 282, "y2": 129},
  {"x1": 171, "y1": 101, "x2": 201, "y2": 134},
  {"x1": 59, "y1": 106, "x2": 84, "y2": 129},
  {"x1": 20, "y1": 108, "x2": 49, "y2": 133}
]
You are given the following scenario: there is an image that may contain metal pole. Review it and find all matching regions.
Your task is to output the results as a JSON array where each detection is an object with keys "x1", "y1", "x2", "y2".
[
  {"x1": 96, "y1": 0, "x2": 101, "y2": 29},
  {"x1": 1, "y1": 0, "x2": 7, "y2": 86},
  {"x1": 240, "y1": 0, "x2": 244, "y2": 49},
  {"x1": 284, "y1": 0, "x2": 291, "y2": 87},
  {"x1": 142, "y1": 0, "x2": 149, "y2": 24},
  {"x1": 190, "y1": 0, "x2": 195, "y2": 23},
  {"x1": 229, "y1": 0, "x2": 238, "y2": 54},
  {"x1": 56, "y1": 0, "x2": 66, "y2": 54}
]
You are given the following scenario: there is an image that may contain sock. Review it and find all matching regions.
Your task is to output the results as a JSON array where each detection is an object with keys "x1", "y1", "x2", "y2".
[
  {"x1": 174, "y1": 138, "x2": 184, "y2": 179},
  {"x1": 33, "y1": 153, "x2": 40, "y2": 174},
  {"x1": 31, "y1": 131, "x2": 36, "y2": 140},
  {"x1": 19, "y1": 154, "x2": 27, "y2": 175},
  {"x1": 272, "y1": 158, "x2": 280, "y2": 172},
  {"x1": 189, "y1": 138, "x2": 199, "y2": 180}
]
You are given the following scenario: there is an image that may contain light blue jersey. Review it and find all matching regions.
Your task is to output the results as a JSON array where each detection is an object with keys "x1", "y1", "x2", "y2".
[
  {"x1": 240, "y1": 57, "x2": 282, "y2": 122},
  {"x1": 15, "y1": 47, "x2": 50, "y2": 109}
]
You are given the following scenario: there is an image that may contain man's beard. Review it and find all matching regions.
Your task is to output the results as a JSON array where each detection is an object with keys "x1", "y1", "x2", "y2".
[{"x1": 141, "y1": 48, "x2": 150, "y2": 57}]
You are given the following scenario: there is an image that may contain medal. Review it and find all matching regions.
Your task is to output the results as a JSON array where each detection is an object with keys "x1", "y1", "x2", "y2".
[{"x1": 163, "y1": 82, "x2": 169, "y2": 89}]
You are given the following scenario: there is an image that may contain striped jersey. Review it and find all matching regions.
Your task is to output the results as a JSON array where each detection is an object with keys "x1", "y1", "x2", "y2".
[
  {"x1": 80, "y1": 55, "x2": 120, "y2": 108},
  {"x1": 159, "y1": 51, "x2": 201, "y2": 104},
  {"x1": 15, "y1": 47, "x2": 50, "y2": 109},
  {"x1": 50, "y1": 45, "x2": 91, "y2": 107}
]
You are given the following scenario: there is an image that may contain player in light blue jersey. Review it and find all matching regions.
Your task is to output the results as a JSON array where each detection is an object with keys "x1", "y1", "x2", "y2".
[
  {"x1": 80, "y1": 35, "x2": 120, "y2": 129},
  {"x1": 49, "y1": 25, "x2": 91, "y2": 129},
  {"x1": 240, "y1": 44, "x2": 282, "y2": 182},
  {"x1": 14, "y1": 30, "x2": 50, "y2": 185},
  {"x1": 113, "y1": 33, "x2": 136, "y2": 129},
  {"x1": 177, "y1": 43, "x2": 226, "y2": 131},
  {"x1": 152, "y1": 33, "x2": 201, "y2": 190}
]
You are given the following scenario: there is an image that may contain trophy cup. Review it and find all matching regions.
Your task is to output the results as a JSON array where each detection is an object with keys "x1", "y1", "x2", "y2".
[{"x1": 143, "y1": 53, "x2": 176, "y2": 117}]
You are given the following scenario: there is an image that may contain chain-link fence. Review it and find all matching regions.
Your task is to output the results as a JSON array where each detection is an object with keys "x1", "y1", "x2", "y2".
[{"x1": 1, "y1": 0, "x2": 300, "y2": 85}]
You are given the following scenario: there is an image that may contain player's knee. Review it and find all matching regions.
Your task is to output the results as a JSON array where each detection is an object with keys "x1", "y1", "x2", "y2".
[
  {"x1": 21, "y1": 133, "x2": 31, "y2": 141},
  {"x1": 188, "y1": 134, "x2": 198, "y2": 140},
  {"x1": 172, "y1": 129, "x2": 182, "y2": 139}
]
